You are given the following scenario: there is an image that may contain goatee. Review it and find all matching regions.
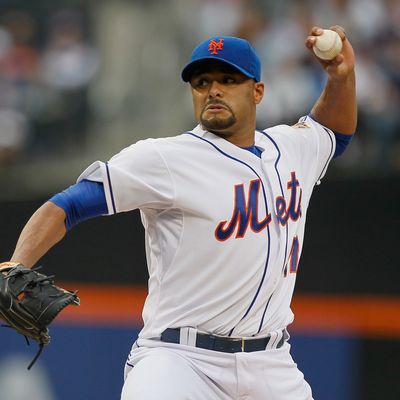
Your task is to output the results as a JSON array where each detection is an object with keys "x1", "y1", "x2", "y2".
[{"x1": 200, "y1": 115, "x2": 236, "y2": 131}]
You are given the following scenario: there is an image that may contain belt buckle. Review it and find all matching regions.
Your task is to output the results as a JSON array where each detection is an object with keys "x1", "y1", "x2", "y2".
[{"x1": 241, "y1": 337, "x2": 245, "y2": 352}]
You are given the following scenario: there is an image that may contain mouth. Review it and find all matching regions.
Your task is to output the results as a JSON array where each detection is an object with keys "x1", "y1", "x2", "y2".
[{"x1": 204, "y1": 103, "x2": 229, "y2": 113}]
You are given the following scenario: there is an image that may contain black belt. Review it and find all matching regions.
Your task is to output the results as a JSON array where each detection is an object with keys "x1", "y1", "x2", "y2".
[{"x1": 160, "y1": 328, "x2": 286, "y2": 353}]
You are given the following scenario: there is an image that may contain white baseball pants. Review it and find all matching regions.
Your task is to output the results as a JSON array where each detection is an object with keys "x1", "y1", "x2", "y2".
[{"x1": 121, "y1": 338, "x2": 313, "y2": 400}]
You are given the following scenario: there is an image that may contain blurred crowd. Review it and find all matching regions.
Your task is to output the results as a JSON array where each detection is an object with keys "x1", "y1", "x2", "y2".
[
  {"x1": 0, "y1": 0, "x2": 399, "y2": 178},
  {"x1": 0, "y1": 6, "x2": 98, "y2": 166}
]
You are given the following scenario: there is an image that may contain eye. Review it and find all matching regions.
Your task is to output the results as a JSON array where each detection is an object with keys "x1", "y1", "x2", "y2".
[
  {"x1": 222, "y1": 76, "x2": 236, "y2": 84},
  {"x1": 192, "y1": 77, "x2": 209, "y2": 88}
]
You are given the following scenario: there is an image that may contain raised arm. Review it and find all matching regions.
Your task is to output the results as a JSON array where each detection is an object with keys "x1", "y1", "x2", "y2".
[
  {"x1": 306, "y1": 25, "x2": 357, "y2": 135},
  {"x1": 10, "y1": 201, "x2": 66, "y2": 268}
]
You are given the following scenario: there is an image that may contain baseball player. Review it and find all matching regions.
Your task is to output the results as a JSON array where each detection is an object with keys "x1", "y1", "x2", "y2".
[{"x1": 4, "y1": 25, "x2": 356, "y2": 399}]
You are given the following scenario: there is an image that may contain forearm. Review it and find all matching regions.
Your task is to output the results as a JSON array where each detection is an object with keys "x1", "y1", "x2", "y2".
[
  {"x1": 305, "y1": 25, "x2": 357, "y2": 135},
  {"x1": 11, "y1": 201, "x2": 67, "y2": 267},
  {"x1": 311, "y1": 71, "x2": 357, "y2": 134}
]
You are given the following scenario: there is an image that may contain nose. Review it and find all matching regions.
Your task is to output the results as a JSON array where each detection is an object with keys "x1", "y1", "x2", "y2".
[{"x1": 208, "y1": 80, "x2": 223, "y2": 98}]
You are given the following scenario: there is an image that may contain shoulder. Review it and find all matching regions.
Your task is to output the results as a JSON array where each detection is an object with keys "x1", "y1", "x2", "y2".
[
  {"x1": 107, "y1": 132, "x2": 202, "y2": 173},
  {"x1": 262, "y1": 119, "x2": 312, "y2": 137},
  {"x1": 111, "y1": 133, "x2": 190, "y2": 157},
  {"x1": 257, "y1": 124, "x2": 305, "y2": 150},
  {"x1": 260, "y1": 116, "x2": 334, "y2": 145},
  {"x1": 261, "y1": 124, "x2": 295, "y2": 137}
]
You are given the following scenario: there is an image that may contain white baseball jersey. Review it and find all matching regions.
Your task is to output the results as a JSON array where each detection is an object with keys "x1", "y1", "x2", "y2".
[{"x1": 78, "y1": 115, "x2": 335, "y2": 340}]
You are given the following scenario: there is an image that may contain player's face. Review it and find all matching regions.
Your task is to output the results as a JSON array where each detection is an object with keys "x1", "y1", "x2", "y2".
[{"x1": 190, "y1": 62, "x2": 264, "y2": 145}]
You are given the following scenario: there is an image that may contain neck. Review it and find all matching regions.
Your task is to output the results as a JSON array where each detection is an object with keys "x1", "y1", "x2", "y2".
[{"x1": 204, "y1": 126, "x2": 255, "y2": 147}]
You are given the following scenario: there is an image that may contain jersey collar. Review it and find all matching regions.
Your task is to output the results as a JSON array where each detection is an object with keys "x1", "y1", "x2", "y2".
[{"x1": 191, "y1": 124, "x2": 267, "y2": 153}]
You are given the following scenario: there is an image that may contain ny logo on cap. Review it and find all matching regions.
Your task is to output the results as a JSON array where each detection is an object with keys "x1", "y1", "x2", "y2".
[{"x1": 208, "y1": 38, "x2": 224, "y2": 54}]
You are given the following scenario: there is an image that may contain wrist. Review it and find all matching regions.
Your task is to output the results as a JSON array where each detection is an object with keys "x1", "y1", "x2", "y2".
[
  {"x1": 327, "y1": 68, "x2": 355, "y2": 84},
  {"x1": 0, "y1": 261, "x2": 20, "y2": 270}
]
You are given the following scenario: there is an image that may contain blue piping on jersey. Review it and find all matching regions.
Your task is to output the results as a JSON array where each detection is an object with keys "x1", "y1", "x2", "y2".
[
  {"x1": 257, "y1": 130, "x2": 289, "y2": 334},
  {"x1": 318, "y1": 127, "x2": 335, "y2": 182},
  {"x1": 258, "y1": 293, "x2": 273, "y2": 334},
  {"x1": 307, "y1": 113, "x2": 354, "y2": 158},
  {"x1": 184, "y1": 132, "x2": 272, "y2": 337},
  {"x1": 105, "y1": 161, "x2": 117, "y2": 214},
  {"x1": 303, "y1": 115, "x2": 336, "y2": 181}
]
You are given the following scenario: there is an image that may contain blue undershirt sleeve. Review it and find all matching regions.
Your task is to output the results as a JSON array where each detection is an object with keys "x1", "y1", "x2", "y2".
[
  {"x1": 49, "y1": 179, "x2": 108, "y2": 231},
  {"x1": 333, "y1": 132, "x2": 353, "y2": 158}
]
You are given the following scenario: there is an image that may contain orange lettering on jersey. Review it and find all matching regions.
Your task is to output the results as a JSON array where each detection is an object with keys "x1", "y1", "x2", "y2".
[
  {"x1": 276, "y1": 172, "x2": 302, "y2": 226},
  {"x1": 215, "y1": 174, "x2": 303, "y2": 242},
  {"x1": 208, "y1": 38, "x2": 224, "y2": 55},
  {"x1": 215, "y1": 179, "x2": 272, "y2": 241}
]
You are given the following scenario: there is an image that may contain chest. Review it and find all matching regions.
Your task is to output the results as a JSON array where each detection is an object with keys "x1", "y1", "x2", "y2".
[{"x1": 170, "y1": 147, "x2": 306, "y2": 239}]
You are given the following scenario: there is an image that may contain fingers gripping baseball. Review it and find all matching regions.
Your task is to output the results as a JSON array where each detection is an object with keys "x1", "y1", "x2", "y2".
[{"x1": 305, "y1": 25, "x2": 355, "y2": 78}]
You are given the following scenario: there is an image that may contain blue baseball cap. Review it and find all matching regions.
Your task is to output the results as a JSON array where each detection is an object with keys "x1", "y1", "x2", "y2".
[{"x1": 181, "y1": 36, "x2": 261, "y2": 82}]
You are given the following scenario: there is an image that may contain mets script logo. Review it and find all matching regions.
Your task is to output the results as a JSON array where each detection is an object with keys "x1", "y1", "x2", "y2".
[
  {"x1": 208, "y1": 38, "x2": 224, "y2": 54},
  {"x1": 215, "y1": 172, "x2": 302, "y2": 241}
]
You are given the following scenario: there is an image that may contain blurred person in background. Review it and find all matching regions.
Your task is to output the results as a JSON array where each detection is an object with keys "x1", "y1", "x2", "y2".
[
  {"x1": 235, "y1": 5, "x2": 319, "y2": 127},
  {"x1": 37, "y1": 8, "x2": 98, "y2": 155},
  {"x1": 0, "y1": 6, "x2": 99, "y2": 164},
  {"x1": 0, "y1": 10, "x2": 38, "y2": 165}
]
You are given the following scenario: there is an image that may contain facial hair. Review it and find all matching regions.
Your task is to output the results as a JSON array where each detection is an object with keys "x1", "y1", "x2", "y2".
[{"x1": 200, "y1": 100, "x2": 237, "y2": 131}]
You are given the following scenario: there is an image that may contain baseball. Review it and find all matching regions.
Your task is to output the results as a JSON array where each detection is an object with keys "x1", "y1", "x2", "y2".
[{"x1": 313, "y1": 29, "x2": 343, "y2": 60}]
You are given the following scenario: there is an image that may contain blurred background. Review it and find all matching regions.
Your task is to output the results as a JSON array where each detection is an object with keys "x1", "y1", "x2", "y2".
[{"x1": 0, "y1": 0, "x2": 399, "y2": 399}]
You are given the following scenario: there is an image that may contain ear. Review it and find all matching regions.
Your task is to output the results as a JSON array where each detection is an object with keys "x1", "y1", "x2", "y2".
[{"x1": 254, "y1": 82, "x2": 264, "y2": 105}]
